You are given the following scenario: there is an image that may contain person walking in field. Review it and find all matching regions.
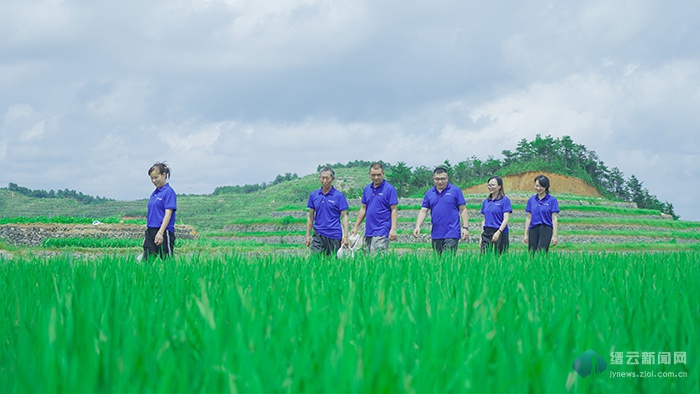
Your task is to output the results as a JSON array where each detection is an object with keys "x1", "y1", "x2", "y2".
[
  {"x1": 350, "y1": 162, "x2": 399, "y2": 254},
  {"x1": 305, "y1": 167, "x2": 349, "y2": 256},
  {"x1": 143, "y1": 162, "x2": 177, "y2": 261},
  {"x1": 413, "y1": 167, "x2": 469, "y2": 255},
  {"x1": 523, "y1": 174, "x2": 560, "y2": 253},
  {"x1": 479, "y1": 176, "x2": 512, "y2": 254}
]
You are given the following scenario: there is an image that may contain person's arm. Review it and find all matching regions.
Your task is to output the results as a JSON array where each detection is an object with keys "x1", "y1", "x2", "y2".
[
  {"x1": 154, "y1": 209, "x2": 173, "y2": 245},
  {"x1": 413, "y1": 207, "x2": 429, "y2": 237},
  {"x1": 480, "y1": 215, "x2": 485, "y2": 247},
  {"x1": 523, "y1": 212, "x2": 532, "y2": 244},
  {"x1": 492, "y1": 212, "x2": 510, "y2": 242},
  {"x1": 351, "y1": 204, "x2": 367, "y2": 235},
  {"x1": 551, "y1": 213, "x2": 558, "y2": 246},
  {"x1": 459, "y1": 205, "x2": 469, "y2": 241},
  {"x1": 341, "y1": 210, "x2": 349, "y2": 247},
  {"x1": 389, "y1": 204, "x2": 398, "y2": 241},
  {"x1": 305, "y1": 209, "x2": 315, "y2": 247}
]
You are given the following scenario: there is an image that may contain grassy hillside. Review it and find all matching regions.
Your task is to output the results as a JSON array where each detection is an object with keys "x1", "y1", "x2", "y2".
[
  {"x1": 0, "y1": 167, "x2": 370, "y2": 231},
  {"x1": 2, "y1": 166, "x2": 698, "y2": 254}
]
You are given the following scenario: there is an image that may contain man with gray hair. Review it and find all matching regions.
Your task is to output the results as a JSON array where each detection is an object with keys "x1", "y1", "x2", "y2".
[
  {"x1": 305, "y1": 167, "x2": 349, "y2": 256},
  {"x1": 351, "y1": 162, "x2": 398, "y2": 254}
]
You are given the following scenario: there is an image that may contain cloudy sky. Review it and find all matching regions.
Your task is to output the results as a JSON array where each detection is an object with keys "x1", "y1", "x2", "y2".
[{"x1": 1, "y1": 0, "x2": 699, "y2": 221}]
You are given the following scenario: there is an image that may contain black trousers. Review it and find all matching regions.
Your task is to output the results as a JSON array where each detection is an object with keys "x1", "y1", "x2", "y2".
[
  {"x1": 143, "y1": 228, "x2": 175, "y2": 261},
  {"x1": 528, "y1": 224, "x2": 553, "y2": 253},
  {"x1": 431, "y1": 238, "x2": 459, "y2": 255},
  {"x1": 480, "y1": 227, "x2": 509, "y2": 254},
  {"x1": 311, "y1": 233, "x2": 341, "y2": 256}
]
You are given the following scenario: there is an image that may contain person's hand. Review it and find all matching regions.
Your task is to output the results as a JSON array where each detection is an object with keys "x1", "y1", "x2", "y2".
[
  {"x1": 305, "y1": 235, "x2": 311, "y2": 247},
  {"x1": 479, "y1": 234, "x2": 483, "y2": 248},
  {"x1": 491, "y1": 230, "x2": 501, "y2": 242},
  {"x1": 155, "y1": 232, "x2": 164, "y2": 245},
  {"x1": 350, "y1": 228, "x2": 357, "y2": 237},
  {"x1": 412, "y1": 227, "x2": 421, "y2": 238},
  {"x1": 551, "y1": 235, "x2": 558, "y2": 246},
  {"x1": 523, "y1": 234, "x2": 528, "y2": 244},
  {"x1": 460, "y1": 228, "x2": 469, "y2": 241},
  {"x1": 342, "y1": 235, "x2": 349, "y2": 247},
  {"x1": 389, "y1": 229, "x2": 398, "y2": 241}
]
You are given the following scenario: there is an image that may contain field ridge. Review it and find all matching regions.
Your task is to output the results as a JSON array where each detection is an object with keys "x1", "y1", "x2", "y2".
[{"x1": 1, "y1": 167, "x2": 698, "y2": 252}]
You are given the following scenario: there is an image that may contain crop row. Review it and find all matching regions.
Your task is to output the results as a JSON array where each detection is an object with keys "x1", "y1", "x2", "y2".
[
  {"x1": 1, "y1": 252, "x2": 696, "y2": 393},
  {"x1": 0, "y1": 216, "x2": 144, "y2": 225}
]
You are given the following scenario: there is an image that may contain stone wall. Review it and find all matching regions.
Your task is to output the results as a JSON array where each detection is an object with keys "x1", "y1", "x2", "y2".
[{"x1": 0, "y1": 223, "x2": 199, "y2": 247}]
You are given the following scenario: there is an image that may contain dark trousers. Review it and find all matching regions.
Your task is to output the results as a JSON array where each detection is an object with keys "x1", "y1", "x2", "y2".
[
  {"x1": 431, "y1": 238, "x2": 459, "y2": 255},
  {"x1": 311, "y1": 233, "x2": 341, "y2": 256},
  {"x1": 528, "y1": 224, "x2": 553, "y2": 253},
  {"x1": 143, "y1": 227, "x2": 175, "y2": 261},
  {"x1": 480, "y1": 227, "x2": 509, "y2": 254}
]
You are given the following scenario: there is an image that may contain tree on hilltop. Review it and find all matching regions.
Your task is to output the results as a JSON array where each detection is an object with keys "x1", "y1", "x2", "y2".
[
  {"x1": 6, "y1": 183, "x2": 112, "y2": 204},
  {"x1": 382, "y1": 135, "x2": 677, "y2": 219}
]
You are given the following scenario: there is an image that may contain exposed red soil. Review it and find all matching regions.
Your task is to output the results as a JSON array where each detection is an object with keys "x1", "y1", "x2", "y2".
[{"x1": 463, "y1": 171, "x2": 603, "y2": 197}]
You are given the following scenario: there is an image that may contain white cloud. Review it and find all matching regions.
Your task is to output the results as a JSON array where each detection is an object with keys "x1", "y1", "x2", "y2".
[
  {"x1": 85, "y1": 78, "x2": 155, "y2": 122},
  {"x1": 1, "y1": 0, "x2": 699, "y2": 221},
  {"x1": 3, "y1": 103, "x2": 37, "y2": 124},
  {"x1": 3, "y1": 104, "x2": 54, "y2": 142},
  {"x1": 21, "y1": 121, "x2": 45, "y2": 141},
  {"x1": 0, "y1": 0, "x2": 75, "y2": 46}
]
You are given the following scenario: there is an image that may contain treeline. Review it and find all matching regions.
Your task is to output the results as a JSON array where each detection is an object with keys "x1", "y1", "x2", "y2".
[
  {"x1": 320, "y1": 135, "x2": 677, "y2": 219},
  {"x1": 213, "y1": 172, "x2": 300, "y2": 195},
  {"x1": 208, "y1": 135, "x2": 676, "y2": 219},
  {"x1": 5, "y1": 183, "x2": 113, "y2": 204},
  {"x1": 496, "y1": 135, "x2": 679, "y2": 218},
  {"x1": 316, "y1": 160, "x2": 376, "y2": 171}
]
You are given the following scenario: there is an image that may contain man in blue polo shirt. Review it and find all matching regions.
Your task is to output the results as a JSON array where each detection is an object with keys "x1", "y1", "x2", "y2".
[
  {"x1": 305, "y1": 166, "x2": 349, "y2": 256},
  {"x1": 350, "y1": 162, "x2": 399, "y2": 254},
  {"x1": 413, "y1": 167, "x2": 469, "y2": 255}
]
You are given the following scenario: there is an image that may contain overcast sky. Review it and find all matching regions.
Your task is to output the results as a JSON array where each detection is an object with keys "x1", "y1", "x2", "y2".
[{"x1": 1, "y1": 0, "x2": 699, "y2": 221}]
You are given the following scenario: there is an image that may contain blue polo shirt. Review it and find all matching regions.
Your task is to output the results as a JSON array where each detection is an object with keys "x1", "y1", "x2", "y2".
[
  {"x1": 526, "y1": 193, "x2": 560, "y2": 228},
  {"x1": 421, "y1": 183, "x2": 466, "y2": 239},
  {"x1": 481, "y1": 196, "x2": 513, "y2": 233},
  {"x1": 307, "y1": 186, "x2": 349, "y2": 239},
  {"x1": 361, "y1": 180, "x2": 399, "y2": 237},
  {"x1": 147, "y1": 183, "x2": 177, "y2": 233}
]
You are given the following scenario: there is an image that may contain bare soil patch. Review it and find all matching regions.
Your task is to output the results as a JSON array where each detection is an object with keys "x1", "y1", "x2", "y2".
[{"x1": 463, "y1": 171, "x2": 603, "y2": 197}]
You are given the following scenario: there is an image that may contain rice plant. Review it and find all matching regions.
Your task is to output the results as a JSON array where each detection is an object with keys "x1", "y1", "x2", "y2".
[{"x1": 0, "y1": 252, "x2": 696, "y2": 393}]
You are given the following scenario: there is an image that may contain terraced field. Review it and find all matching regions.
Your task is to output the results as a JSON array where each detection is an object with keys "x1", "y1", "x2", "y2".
[
  {"x1": 208, "y1": 195, "x2": 699, "y2": 252},
  {"x1": 1, "y1": 166, "x2": 698, "y2": 255}
]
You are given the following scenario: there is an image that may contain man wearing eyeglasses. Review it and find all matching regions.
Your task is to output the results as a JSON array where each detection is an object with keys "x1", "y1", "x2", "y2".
[{"x1": 413, "y1": 167, "x2": 469, "y2": 255}]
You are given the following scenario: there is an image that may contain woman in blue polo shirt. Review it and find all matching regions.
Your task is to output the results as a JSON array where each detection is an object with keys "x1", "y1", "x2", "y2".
[
  {"x1": 143, "y1": 162, "x2": 177, "y2": 260},
  {"x1": 480, "y1": 176, "x2": 512, "y2": 254},
  {"x1": 523, "y1": 174, "x2": 559, "y2": 253}
]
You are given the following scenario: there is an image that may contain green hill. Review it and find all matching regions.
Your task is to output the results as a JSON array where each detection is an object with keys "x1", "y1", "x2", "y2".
[{"x1": 1, "y1": 165, "x2": 698, "y2": 254}]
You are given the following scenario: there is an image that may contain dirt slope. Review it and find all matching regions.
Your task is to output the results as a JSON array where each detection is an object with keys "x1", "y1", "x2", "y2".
[{"x1": 462, "y1": 171, "x2": 603, "y2": 197}]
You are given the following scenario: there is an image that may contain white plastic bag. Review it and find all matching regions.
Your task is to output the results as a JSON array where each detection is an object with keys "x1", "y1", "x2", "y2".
[
  {"x1": 349, "y1": 233, "x2": 364, "y2": 250},
  {"x1": 336, "y1": 245, "x2": 354, "y2": 258}
]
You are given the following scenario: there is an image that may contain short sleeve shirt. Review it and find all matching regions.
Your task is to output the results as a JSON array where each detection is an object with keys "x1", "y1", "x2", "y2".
[
  {"x1": 147, "y1": 183, "x2": 177, "y2": 233},
  {"x1": 307, "y1": 187, "x2": 349, "y2": 239},
  {"x1": 481, "y1": 196, "x2": 513, "y2": 233},
  {"x1": 361, "y1": 180, "x2": 399, "y2": 237},
  {"x1": 525, "y1": 193, "x2": 560, "y2": 228},
  {"x1": 421, "y1": 183, "x2": 466, "y2": 239}
]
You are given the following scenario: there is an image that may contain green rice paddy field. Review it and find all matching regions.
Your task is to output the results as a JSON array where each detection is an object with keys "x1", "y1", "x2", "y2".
[{"x1": 1, "y1": 251, "x2": 697, "y2": 393}]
